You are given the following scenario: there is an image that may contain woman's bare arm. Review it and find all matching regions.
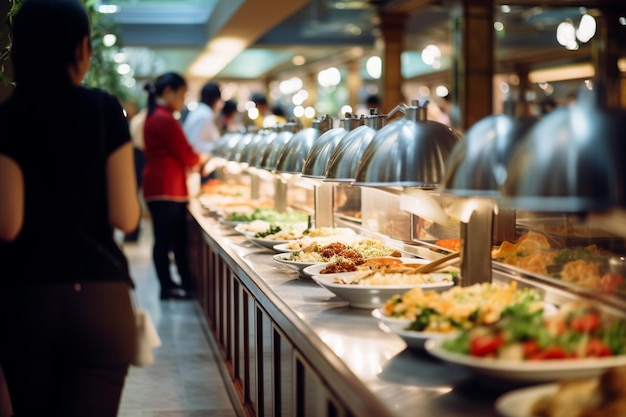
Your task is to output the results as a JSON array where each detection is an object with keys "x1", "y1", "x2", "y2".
[
  {"x1": 107, "y1": 142, "x2": 141, "y2": 233},
  {"x1": 0, "y1": 154, "x2": 24, "y2": 241}
]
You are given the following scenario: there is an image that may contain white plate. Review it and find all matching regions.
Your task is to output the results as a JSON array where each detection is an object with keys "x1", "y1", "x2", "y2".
[
  {"x1": 219, "y1": 218, "x2": 247, "y2": 227},
  {"x1": 311, "y1": 273, "x2": 454, "y2": 309},
  {"x1": 302, "y1": 257, "x2": 426, "y2": 277},
  {"x1": 272, "y1": 253, "x2": 325, "y2": 276},
  {"x1": 247, "y1": 236, "x2": 292, "y2": 250},
  {"x1": 371, "y1": 308, "x2": 456, "y2": 350},
  {"x1": 424, "y1": 338, "x2": 626, "y2": 383},
  {"x1": 272, "y1": 243, "x2": 300, "y2": 253},
  {"x1": 495, "y1": 383, "x2": 559, "y2": 417},
  {"x1": 233, "y1": 221, "x2": 270, "y2": 237}
]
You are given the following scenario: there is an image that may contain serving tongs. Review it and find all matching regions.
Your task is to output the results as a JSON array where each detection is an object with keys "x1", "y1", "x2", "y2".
[{"x1": 408, "y1": 252, "x2": 460, "y2": 274}]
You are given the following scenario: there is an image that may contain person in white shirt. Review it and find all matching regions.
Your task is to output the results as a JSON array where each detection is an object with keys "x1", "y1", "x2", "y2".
[{"x1": 183, "y1": 82, "x2": 222, "y2": 154}]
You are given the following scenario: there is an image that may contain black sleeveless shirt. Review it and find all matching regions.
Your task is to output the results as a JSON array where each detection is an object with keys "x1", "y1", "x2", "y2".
[{"x1": 0, "y1": 86, "x2": 133, "y2": 288}]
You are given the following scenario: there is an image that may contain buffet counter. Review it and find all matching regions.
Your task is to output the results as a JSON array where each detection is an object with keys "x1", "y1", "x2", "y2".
[{"x1": 186, "y1": 199, "x2": 515, "y2": 417}]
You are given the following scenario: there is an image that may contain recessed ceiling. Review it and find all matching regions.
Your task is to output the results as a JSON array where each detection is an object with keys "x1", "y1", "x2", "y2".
[{"x1": 103, "y1": 0, "x2": 624, "y2": 84}]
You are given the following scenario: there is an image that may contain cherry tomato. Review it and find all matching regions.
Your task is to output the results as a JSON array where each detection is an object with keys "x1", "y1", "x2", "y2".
[
  {"x1": 529, "y1": 345, "x2": 568, "y2": 360},
  {"x1": 470, "y1": 333, "x2": 504, "y2": 357},
  {"x1": 569, "y1": 313, "x2": 601, "y2": 333},
  {"x1": 522, "y1": 340, "x2": 539, "y2": 358},
  {"x1": 585, "y1": 338, "x2": 612, "y2": 357},
  {"x1": 600, "y1": 273, "x2": 624, "y2": 293}
]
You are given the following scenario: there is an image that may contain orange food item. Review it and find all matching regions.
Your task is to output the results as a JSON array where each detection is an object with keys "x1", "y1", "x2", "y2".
[{"x1": 435, "y1": 238, "x2": 461, "y2": 251}]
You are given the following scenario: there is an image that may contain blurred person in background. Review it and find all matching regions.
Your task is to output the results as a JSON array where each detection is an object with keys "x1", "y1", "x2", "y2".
[
  {"x1": 249, "y1": 92, "x2": 286, "y2": 128},
  {"x1": 355, "y1": 94, "x2": 382, "y2": 117},
  {"x1": 124, "y1": 99, "x2": 147, "y2": 242},
  {"x1": 183, "y1": 81, "x2": 222, "y2": 155},
  {"x1": 142, "y1": 72, "x2": 207, "y2": 300},
  {"x1": 0, "y1": 1, "x2": 141, "y2": 416},
  {"x1": 219, "y1": 99, "x2": 240, "y2": 133}
]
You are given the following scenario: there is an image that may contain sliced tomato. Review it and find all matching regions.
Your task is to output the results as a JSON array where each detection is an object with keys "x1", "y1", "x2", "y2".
[
  {"x1": 528, "y1": 345, "x2": 568, "y2": 360},
  {"x1": 585, "y1": 338, "x2": 612, "y2": 357},
  {"x1": 522, "y1": 340, "x2": 540, "y2": 358},
  {"x1": 469, "y1": 333, "x2": 504, "y2": 357},
  {"x1": 600, "y1": 273, "x2": 624, "y2": 293},
  {"x1": 569, "y1": 313, "x2": 601, "y2": 333}
]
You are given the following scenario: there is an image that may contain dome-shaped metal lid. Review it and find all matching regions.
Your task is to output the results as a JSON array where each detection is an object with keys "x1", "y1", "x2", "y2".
[
  {"x1": 227, "y1": 131, "x2": 255, "y2": 162},
  {"x1": 212, "y1": 131, "x2": 243, "y2": 159},
  {"x1": 275, "y1": 115, "x2": 331, "y2": 174},
  {"x1": 443, "y1": 114, "x2": 537, "y2": 197},
  {"x1": 324, "y1": 111, "x2": 388, "y2": 182},
  {"x1": 502, "y1": 87, "x2": 626, "y2": 212},
  {"x1": 258, "y1": 130, "x2": 295, "y2": 171},
  {"x1": 238, "y1": 130, "x2": 267, "y2": 165},
  {"x1": 249, "y1": 129, "x2": 278, "y2": 168},
  {"x1": 353, "y1": 100, "x2": 461, "y2": 187},
  {"x1": 301, "y1": 114, "x2": 361, "y2": 179}
]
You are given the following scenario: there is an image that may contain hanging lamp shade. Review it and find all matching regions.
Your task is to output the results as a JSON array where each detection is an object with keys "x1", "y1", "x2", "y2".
[
  {"x1": 502, "y1": 87, "x2": 626, "y2": 212},
  {"x1": 353, "y1": 101, "x2": 461, "y2": 187},
  {"x1": 443, "y1": 114, "x2": 537, "y2": 197}
]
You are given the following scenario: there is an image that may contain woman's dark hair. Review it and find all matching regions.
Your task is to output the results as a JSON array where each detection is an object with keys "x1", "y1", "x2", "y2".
[
  {"x1": 11, "y1": 0, "x2": 91, "y2": 89},
  {"x1": 221, "y1": 99, "x2": 238, "y2": 117},
  {"x1": 144, "y1": 72, "x2": 187, "y2": 116},
  {"x1": 200, "y1": 82, "x2": 221, "y2": 108}
]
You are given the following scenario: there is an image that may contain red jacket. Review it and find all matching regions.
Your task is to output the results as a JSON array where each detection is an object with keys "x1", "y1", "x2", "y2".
[{"x1": 142, "y1": 105, "x2": 200, "y2": 202}]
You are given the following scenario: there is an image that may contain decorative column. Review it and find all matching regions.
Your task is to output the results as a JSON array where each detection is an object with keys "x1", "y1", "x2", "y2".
[
  {"x1": 593, "y1": 9, "x2": 623, "y2": 109},
  {"x1": 378, "y1": 12, "x2": 408, "y2": 111},
  {"x1": 514, "y1": 65, "x2": 531, "y2": 117},
  {"x1": 450, "y1": 0, "x2": 494, "y2": 131},
  {"x1": 346, "y1": 58, "x2": 361, "y2": 114}
]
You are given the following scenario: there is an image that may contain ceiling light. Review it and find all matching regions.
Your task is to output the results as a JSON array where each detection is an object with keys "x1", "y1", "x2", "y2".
[
  {"x1": 556, "y1": 21, "x2": 576, "y2": 47},
  {"x1": 528, "y1": 64, "x2": 594, "y2": 83},
  {"x1": 576, "y1": 14, "x2": 596, "y2": 43},
  {"x1": 97, "y1": 4, "x2": 119, "y2": 14},
  {"x1": 501, "y1": 5, "x2": 511, "y2": 13},
  {"x1": 318, "y1": 67, "x2": 341, "y2": 87},
  {"x1": 103, "y1": 34, "x2": 117, "y2": 47},
  {"x1": 294, "y1": 106, "x2": 305, "y2": 118},
  {"x1": 421, "y1": 44, "x2": 441, "y2": 66},
  {"x1": 292, "y1": 55, "x2": 306, "y2": 66},
  {"x1": 494, "y1": 21, "x2": 504, "y2": 31},
  {"x1": 304, "y1": 107, "x2": 316, "y2": 118},
  {"x1": 366, "y1": 56, "x2": 382, "y2": 79}
]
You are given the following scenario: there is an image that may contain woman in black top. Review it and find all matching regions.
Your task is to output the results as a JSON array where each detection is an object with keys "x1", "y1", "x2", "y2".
[{"x1": 0, "y1": 1, "x2": 141, "y2": 416}]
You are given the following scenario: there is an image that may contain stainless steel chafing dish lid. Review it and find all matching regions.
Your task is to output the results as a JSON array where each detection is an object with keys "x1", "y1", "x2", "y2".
[
  {"x1": 324, "y1": 110, "x2": 388, "y2": 182},
  {"x1": 238, "y1": 129, "x2": 268, "y2": 165},
  {"x1": 226, "y1": 131, "x2": 255, "y2": 162},
  {"x1": 443, "y1": 114, "x2": 537, "y2": 197},
  {"x1": 301, "y1": 113, "x2": 361, "y2": 179},
  {"x1": 257, "y1": 121, "x2": 300, "y2": 171},
  {"x1": 275, "y1": 115, "x2": 332, "y2": 174},
  {"x1": 212, "y1": 131, "x2": 243, "y2": 159},
  {"x1": 353, "y1": 100, "x2": 461, "y2": 187},
  {"x1": 501, "y1": 87, "x2": 626, "y2": 212}
]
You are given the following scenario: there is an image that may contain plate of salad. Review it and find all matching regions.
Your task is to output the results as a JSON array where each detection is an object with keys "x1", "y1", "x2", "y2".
[{"x1": 425, "y1": 300, "x2": 626, "y2": 383}]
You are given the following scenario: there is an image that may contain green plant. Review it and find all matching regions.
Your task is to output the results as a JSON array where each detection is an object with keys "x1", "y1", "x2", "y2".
[{"x1": 0, "y1": 0, "x2": 22, "y2": 87}]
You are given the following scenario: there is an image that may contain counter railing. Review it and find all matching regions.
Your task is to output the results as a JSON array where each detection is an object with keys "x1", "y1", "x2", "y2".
[{"x1": 185, "y1": 199, "x2": 513, "y2": 417}]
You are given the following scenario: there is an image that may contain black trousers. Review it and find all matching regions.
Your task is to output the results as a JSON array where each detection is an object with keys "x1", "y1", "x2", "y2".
[
  {"x1": 0, "y1": 281, "x2": 136, "y2": 417},
  {"x1": 146, "y1": 200, "x2": 194, "y2": 293}
]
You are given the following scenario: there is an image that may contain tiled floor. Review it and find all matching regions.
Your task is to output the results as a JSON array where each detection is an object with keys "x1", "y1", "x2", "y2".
[{"x1": 117, "y1": 219, "x2": 241, "y2": 417}]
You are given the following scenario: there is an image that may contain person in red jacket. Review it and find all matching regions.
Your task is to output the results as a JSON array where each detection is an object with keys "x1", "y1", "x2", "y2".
[{"x1": 142, "y1": 72, "x2": 207, "y2": 300}]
